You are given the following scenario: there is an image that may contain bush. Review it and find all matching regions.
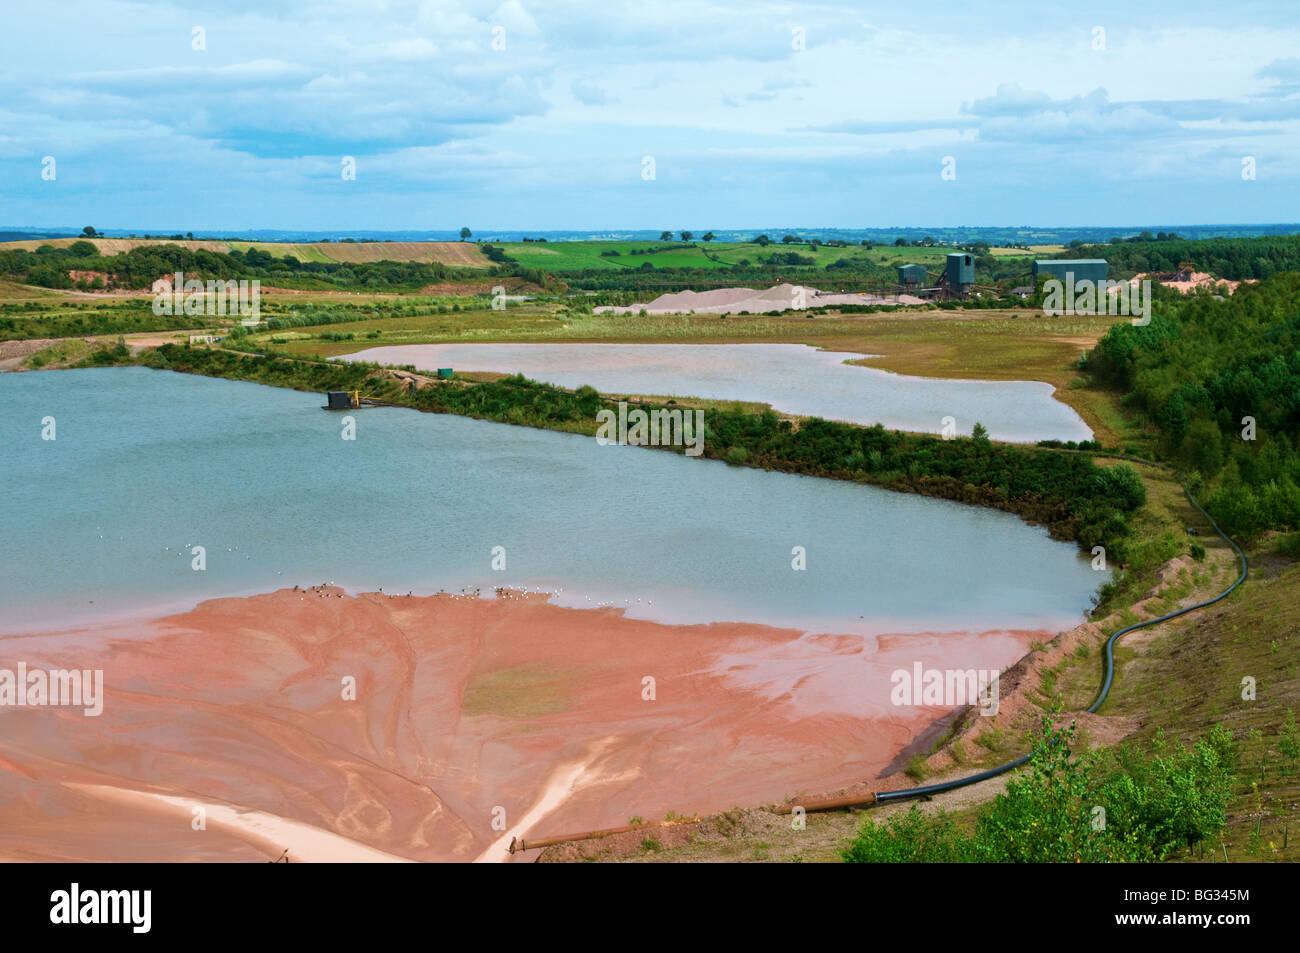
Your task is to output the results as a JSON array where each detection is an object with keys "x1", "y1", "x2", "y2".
[
  {"x1": 840, "y1": 806, "x2": 973, "y2": 863},
  {"x1": 842, "y1": 717, "x2": 1236, "y2": 863},
  {"x1": 1095, "y1": 463, "x2": 1147, "y2": 511},
  {"x1": 725, "y1": 446, "x2": 749, "y2": 465},
  {"x1": 1277, "y1": 533, "x2": 1300, "y2": 559}
]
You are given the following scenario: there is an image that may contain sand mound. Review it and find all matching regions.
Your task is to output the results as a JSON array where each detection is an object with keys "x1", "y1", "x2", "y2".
[
  {"x1": 595, "y1": 283, "x2": 919, "y2": 316},
  {"x1": 1124, "y1": 272, "x2": 1254, "y2": 295}
]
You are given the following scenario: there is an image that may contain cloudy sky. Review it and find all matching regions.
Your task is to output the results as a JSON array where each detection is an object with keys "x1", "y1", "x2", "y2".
[{"x1": 2, "y1": 0, "x2": 1298, "y2": 230}]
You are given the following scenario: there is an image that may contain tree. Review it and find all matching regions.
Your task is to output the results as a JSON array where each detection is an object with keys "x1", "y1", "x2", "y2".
[
  {"x1": 460, "y1": 227, "x2": 472, "y2": 241},
  {"x1": 972, "y1": 422, "x2": 990, "y2": 443},
  {"x1": 754, "y1": 234, "x2": 771, "y2": 246},
  {"x1": 680, "y1": 230, "x2": 693, "y2": 242},
  {"x1": 659, "y1": 231, "x2": 673, "y2": 241},
  {"x1": 893, "y1": 237, "x2": 907, "y2": 247},
  {"x1": 81, "y1": 226, "x2": 98, "y2": 238},
  {"x1": 702, "y1": 231, "x2": 716, "y2": 242},
  {"x1": 781, "y1": 234, "x2": 799, "y2": 244}
]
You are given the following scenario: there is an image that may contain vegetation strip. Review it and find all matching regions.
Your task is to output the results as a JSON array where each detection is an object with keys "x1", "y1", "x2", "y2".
[
  {"x1": 874, "y1": 458, "x2": 1246, "y2": 805},
  {"x1": 83, "y1": 342, "x2": 1145, "y2": 561}
]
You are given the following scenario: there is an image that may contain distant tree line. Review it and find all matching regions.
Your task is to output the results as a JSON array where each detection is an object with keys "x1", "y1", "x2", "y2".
[
  {"x1": 1076, "y1": 234, "x2": 1300, "y2": 281},
  {"x1": 0, "y1": 243, "x2": 464, "y2": 292}
]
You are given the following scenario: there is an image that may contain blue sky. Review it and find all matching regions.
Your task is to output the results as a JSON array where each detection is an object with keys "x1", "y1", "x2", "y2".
[{"x1": 2, "y1": 0, "x2": 1298, "y2": 230}]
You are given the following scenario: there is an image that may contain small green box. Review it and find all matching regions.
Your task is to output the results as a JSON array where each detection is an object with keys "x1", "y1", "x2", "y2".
[{"x1": 437, "y1": 367, "x2": 454, "y2": 379}]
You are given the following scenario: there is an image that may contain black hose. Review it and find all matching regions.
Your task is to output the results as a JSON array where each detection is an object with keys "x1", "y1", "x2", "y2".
[{"x1": 874, "y1": 455, "x2": 1248, "y2": 804}]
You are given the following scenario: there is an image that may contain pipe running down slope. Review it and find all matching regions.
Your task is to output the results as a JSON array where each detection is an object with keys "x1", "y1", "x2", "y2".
[{"x1": 510, "y1": 456, "x2": 1249, "y2": 852}]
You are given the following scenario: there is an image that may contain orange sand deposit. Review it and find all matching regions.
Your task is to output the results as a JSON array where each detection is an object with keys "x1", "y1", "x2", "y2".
[{"x1": 0, "y1": 587, "x2": 1048, "y2": 861}]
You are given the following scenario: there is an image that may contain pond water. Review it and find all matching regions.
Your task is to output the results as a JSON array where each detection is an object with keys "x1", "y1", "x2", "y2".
[
  {"x1": 342, "y1": 342, "x2": 1092, "y2": 444},
  {"x1": 0, "y1": 367, "x2": 1098, "y2": 635}
]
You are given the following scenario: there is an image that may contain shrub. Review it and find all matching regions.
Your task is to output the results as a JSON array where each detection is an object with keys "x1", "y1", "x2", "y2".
[{"x1": 842, "y1": 717, "x2": 1236, "y2": 863}]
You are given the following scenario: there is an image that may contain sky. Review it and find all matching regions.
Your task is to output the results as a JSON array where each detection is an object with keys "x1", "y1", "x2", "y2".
[{"x1": 2, "y1": 0, "x2": 1298, "y2": 231}]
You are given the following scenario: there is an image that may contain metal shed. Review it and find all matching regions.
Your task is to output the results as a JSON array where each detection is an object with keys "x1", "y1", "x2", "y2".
[
  {"x1": 945, "y1": 253, "x2": 974, "y2": 289},
  {"x1": 1032, "y1": 259, "x2": 1109, "y2": 285},
  {"x1": 897, "y1": 263, "x2": 928, "y2": 286}
]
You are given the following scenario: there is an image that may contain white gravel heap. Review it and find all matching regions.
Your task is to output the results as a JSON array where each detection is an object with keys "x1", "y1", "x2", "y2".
[{"x1": 594, "y1": 283, "x2": 924, "y2": 315}]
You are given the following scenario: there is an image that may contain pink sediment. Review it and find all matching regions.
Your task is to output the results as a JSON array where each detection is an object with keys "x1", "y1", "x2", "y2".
[{"x1": 0, "y1": 587, "x2": 1046, "y2": 861}]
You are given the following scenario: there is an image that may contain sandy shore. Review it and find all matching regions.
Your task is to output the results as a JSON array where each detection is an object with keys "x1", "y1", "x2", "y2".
[{"x1": 0, "y1": 587, "x2": 1048, "y2": 861}]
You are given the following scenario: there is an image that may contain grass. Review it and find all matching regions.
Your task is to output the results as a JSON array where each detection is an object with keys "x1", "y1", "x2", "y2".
[
  {"x1": 460, "y1": 663, "x2": 575, "y2": 718},
  {"x1": 22, "y1": 338, "x2": 94, "y2": 368},
  {"x1": 1058, "y1": 557, "x2": 1300, "y2": 862},
  {"x1": 226, "y1": 241, "x2": 338, "y2": 263},
  {"x1": 493, "y1": 239, "x2": 1042, "y2": 277}
]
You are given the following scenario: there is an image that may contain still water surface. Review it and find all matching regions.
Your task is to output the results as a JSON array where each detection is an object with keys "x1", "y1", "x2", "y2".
[
  {"x1": 0, "y1": 368, "x2": 1098, "y2": 634},
  {"x1": 343, "y1": 342, "x2": 1093, "y2": 444}
]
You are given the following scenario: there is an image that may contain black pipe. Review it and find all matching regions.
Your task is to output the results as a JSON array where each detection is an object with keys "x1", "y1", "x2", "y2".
[{"x1": 874, "y1": 455, "x2": 1248, "y2": 804}]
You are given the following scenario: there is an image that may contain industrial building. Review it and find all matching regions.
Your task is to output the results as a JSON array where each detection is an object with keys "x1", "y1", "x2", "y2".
[
  {"x1": 897, "y1": 263, "x2": 928, "y2": 286},
  {"x1": 945, "y1": 253, "x2": 974, "y2": 294},
  {"x1": 1032, "y1": 259, "x2": 1109, "y2": 285}
]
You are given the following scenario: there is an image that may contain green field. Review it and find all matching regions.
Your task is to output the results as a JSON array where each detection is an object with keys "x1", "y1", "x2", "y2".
[{"x1": 497, "y1": 240, "x2": 1027, "y2": 275}]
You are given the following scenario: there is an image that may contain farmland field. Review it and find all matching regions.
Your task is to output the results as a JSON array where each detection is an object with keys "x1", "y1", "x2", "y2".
[{"x1": 0, "y1": 236, "x2": 492, "y2": 268}]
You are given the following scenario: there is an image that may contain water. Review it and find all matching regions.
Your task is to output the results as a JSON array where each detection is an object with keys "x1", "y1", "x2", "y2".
[
  {"x1": 342, "y1": 342, "x2": 1093, "y2": 444},
  {"x1": 0, "y1": 368, "x2": 1098, "y2": 634}
]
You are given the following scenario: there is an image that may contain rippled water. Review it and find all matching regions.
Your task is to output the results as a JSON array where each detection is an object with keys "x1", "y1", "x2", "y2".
[
  {"x1": 0, "y1": 368, "x2": 1098, "y2": 634},
  {"x1": 342, "y1": 342, "x2": 1093, "y2": 444}
]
